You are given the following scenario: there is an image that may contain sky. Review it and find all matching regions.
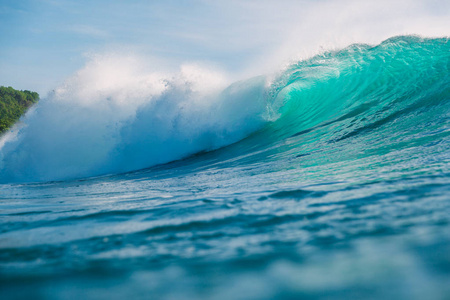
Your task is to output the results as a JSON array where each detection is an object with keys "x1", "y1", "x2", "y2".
[{"x1": 1, "y1": 0, "x2": 449, "y2": 96}]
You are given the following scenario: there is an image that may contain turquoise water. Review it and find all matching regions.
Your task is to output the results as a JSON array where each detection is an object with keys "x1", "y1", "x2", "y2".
[{"x1": 1, "y1": 36, "x2": 450, "y2": 299}]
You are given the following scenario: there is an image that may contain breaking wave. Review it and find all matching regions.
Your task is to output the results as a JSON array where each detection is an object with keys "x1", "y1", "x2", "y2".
[{"x1": 0, "y1": 35, "x2": 449, "y2": 182}]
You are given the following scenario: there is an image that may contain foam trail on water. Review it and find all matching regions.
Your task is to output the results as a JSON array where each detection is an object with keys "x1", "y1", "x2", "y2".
[{"x1": 0, "y1": 55, "x2": 269, "y2": 182}]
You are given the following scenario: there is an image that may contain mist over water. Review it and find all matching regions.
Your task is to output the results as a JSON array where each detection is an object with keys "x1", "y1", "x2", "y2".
[{"x1": 0, "y1": 58, "x2": 270, "y2": 182}]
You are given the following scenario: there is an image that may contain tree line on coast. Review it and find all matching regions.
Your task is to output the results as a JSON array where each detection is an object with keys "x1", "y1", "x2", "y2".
[{"x1": 0, "y1": 86, "x2": 39, "y2": 133}]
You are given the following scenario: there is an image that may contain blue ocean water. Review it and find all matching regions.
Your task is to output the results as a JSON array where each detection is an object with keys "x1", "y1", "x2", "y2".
[{"x1": 1, "y1": 36, "x2": 450, "y2": 299}]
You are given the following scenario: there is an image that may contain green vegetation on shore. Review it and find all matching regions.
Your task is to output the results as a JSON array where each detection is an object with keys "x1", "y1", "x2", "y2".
[{"x1": 0, "y1": 86, "x2": 39, "y2": 133}]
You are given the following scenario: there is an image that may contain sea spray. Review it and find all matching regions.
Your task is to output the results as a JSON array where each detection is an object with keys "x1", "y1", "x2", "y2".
[{"x1": 0, "y1": 56, "x2": 268, "y2": 182}]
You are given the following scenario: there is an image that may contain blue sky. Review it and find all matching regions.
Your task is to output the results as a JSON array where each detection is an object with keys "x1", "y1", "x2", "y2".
[{"x1": 1, "y1": 0, "x2": 449, "y2": 95}]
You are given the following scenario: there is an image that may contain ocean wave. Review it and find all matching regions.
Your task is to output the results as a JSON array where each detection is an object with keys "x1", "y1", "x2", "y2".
[{"x1": 0, "y1": 36, "x2": 448, "y2": 183}]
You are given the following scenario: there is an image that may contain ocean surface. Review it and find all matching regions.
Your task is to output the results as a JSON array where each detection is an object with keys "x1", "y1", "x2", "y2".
[{"x1": 1, "y1": 36, "x2": 450, "y2": 299}]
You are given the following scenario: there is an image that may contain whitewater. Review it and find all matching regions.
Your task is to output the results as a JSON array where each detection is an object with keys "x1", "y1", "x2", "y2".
[{"x1": 1, "y1": 36, "x2": 450, "y2": 299}]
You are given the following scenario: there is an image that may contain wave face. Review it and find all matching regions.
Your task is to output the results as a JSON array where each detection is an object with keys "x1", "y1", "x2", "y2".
[
  {"x1": 247, "y1": 35, "x2": 450, "y2": 165},
  {"x1": 1, "y1": 36, "x2": 450, "y2": 299}
]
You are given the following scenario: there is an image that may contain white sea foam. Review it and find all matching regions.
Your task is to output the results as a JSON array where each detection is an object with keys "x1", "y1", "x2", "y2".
[{"x1": 0, "y1": 55, "x2": 269, "y2": 182}]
